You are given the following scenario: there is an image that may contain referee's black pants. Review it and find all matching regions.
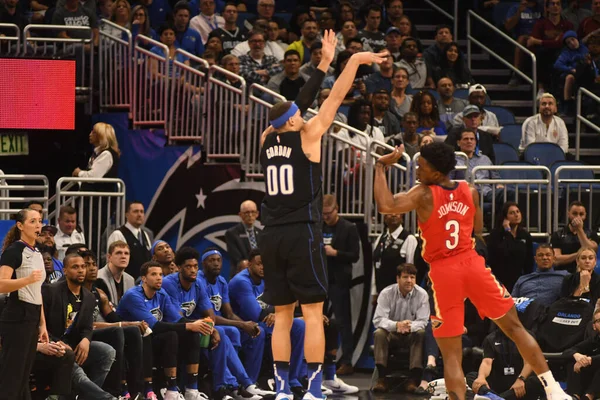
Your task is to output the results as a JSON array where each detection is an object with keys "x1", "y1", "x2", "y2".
[{"x1": 0, "y1": 304, "x2": 41, "y2": 400}]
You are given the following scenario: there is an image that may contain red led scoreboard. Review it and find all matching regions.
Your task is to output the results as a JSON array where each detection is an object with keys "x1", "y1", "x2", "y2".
[{"x1": 0, "y1": 58, "x2": 76, "y2": 130}]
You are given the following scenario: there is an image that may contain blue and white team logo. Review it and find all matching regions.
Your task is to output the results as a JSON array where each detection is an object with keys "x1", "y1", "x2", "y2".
[
  {"x1": 210, "y1": 294, "x2": 223, "y2": 311},
  {"x1": 181, "y1": 300, "x2": 197, "y2": 317},
  {"x1": 257, "y1": 292, "x2": 268, "y2": 310},
  {"x1": 150, "y1": 307, "x2": 163, "y2": 322}
]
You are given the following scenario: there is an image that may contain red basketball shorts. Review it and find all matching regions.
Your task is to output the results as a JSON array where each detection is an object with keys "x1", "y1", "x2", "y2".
[{"x1": 428, "y1": 250, "x2": 514, "y2": 338}]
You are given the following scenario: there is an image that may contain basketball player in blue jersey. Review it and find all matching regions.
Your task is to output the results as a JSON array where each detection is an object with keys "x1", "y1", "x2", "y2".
[
  {"x1": 258, "y1": 27, "x2": 388, "y2": 400},
  {"x1": 162, "y1": 247, "x2": 273, "y2": 400}
]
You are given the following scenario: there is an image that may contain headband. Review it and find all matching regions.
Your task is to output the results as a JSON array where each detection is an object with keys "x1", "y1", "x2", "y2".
[
  {"x1": 201, "y1": 249, "x2": 222, "y2": 262},
  {"x1": 151, "y1": 240, "x2": 166, "y2": 256},
  {"x1": 270, "y1": 102, "x2": 299, "y2": 129}
]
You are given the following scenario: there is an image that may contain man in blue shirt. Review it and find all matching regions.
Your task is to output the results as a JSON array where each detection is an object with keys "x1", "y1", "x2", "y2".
[
  {"x1": 198, "y1": 248, "x2": 266, "y2": 387},
  {"x1": 512, "y1": 244, "x2": 568, "y2": 306},
  {"x1": 117, "y1": 261, "x2": 212, "y2": 400},
  {"x1": 173, "y1": 1, "x2": 205, "y2": 58},
  {"x1": 163, "y1": 247, "x2": 273, "y2": 400}
]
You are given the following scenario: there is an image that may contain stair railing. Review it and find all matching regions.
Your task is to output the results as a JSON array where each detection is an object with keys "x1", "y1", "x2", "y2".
[
  {"x1": 575, "y1": 87, "x2": 600, "y2": 160},
  {"x1": 467, "y1": 10, "x2": 537, "y2": 115}
]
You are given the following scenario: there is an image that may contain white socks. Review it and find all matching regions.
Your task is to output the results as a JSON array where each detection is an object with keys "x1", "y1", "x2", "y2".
[{"x1": 538, "y1": 371, "x2": 559, "y2": 392}]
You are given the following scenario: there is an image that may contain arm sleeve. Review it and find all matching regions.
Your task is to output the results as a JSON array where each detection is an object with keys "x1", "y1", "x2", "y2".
[
  {"x1": 104, "y1": 311, "x2": 121, "y2": 323},
  {"x1": 410, "y1": 292, "x2": 430, "y2": 332},
  {"x1": 482, "y1": 334, "x2": 495, "y2": 359},
  {"x1": 152, "y1": 321, "x2": 188, "y2": 334},
  {"x1": 78, "y1": 151, "x2": 113, "y2": 178},
  {"x1": 229, "y1": 279, "x2": 262, "y2": 322},
  {"x1": 0, "y1": 245, "x2": 22, "y2": 270},
  {"x1": 294, "y1": 69, "x2": 326, "y2": 114},
  {"x1": 554, "y1": 51, "x2": 571, "y2": 73},
  {"x1": 402, "y1": 235, "x2": 418, "y2": 265},
  {"x1": 372, "y1": 290, "x2": 398, "y2": 332},
  {"x1": 558, "y1": 119, "x2": 569, "y2": 153},
  {"x1": 95, "y1": 279, "x2": 111, "y2": 303},
  {"x1": 162, "y1": 295, "x2": 185, "y2": 323},
  {"x1": 335, "y1": 224, "x2": 360, "y2": 264},
  {"x1": 520, "y1": 118, "x2": 535, "y2": 150},
  {"x1": 560, "y1": 275, "x2": 572, "y2": 298}
]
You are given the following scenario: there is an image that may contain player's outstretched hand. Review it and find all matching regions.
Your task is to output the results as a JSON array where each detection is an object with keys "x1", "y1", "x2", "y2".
[
  {"x1": 320, "y1": 29, "x2": 337, "y2": 66},
  {"x1": 376, "y1": 145, "x2": 404, "y2": 167},
  {"x1": 352, "y1": 50, "x2": 389, "y2": 66}
]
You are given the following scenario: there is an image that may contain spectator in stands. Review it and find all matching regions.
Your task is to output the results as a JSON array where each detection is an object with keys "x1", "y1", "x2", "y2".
[
  {"x1": 211, "y1": 2, "x2": 247, "y2": 55},
  {"x1": 389, "y1": 66, "x2": 413, "y2": 119},
  {"x1": 423, "y1": 24, "x2": 453, "y2": 69},
  {"x1": 563, "y1": 0, "x2": 592, "y2": 31},
  {"x1": 55, "y1": 206, "x2": 86, "y2": 261},
  {"x1": 83, "y1": 250, "x2": 148, "y2": 399},
  {"x1": 371, "y1": 213, "x2": 418, "y2": 301},
  {"x1": 96, "y1": 241, "x2": 135, "y2": 305},
  {"x1": 560, "y1": 247, "x2": 600, "y2": 304},
  {"x1": 321, "y1": 50, "x2": 365, "y2": 104},
  {"x1": 519, "y1": 93, "x2": 569, "y2": 153},
  {"x1": 231, "y1": 21, "x2": 284, "y2": 60},
  {"x1": 39, "y1": 245, "x2": 61, "y2": 284},
  {"x1": 387, "y1": 112, "x2": 420, "y2": 156},
  {"x1": 446, "y1": 105, "x2": 497, "y2": 163},
  {"x1": 245, "y1": 0, "x2": 289, "y2": 39},
  {"x1": 469, "y1": 329, "x2": 544, "y2": 400},
  {"x1": 357, "y1": 4, "x2": 386, "y2": 52},
  {"x1": 372, "y1": 89, "x2": 402, "y2": 139},
  {"x1": 396, "y1": 15, "x2": 420, "y2": 48},
  {"x1": 337, "y1": 1, "x2": 356, "y2": 26},
  {"x1": 372, "y1": 263, "x2": 429, "y2": 393},
  {"x1": 98, "y1": 0, "x2": 115, "y2": 19},
  {"x1": 554, "y1": 31, "x2": 589, "y2": 114},
  {"x1": 206, "y1": 33, "x2": 224, "y2": 61},
  {"x1": 219, "y1": 54, "x2": 243, "y2": 87},
  {"x1": 102, "y1": 0, "x2": 130, "y2": 37},
  {"x1": 452, "y1": 84, "x2": 499, "y2": 128},
  {"x1": 551, "y1": 201, "x2": 599, "y2": 273},
  {"x1": 117, "y1": 261, "x2": 209, "y2": 400},
  {"x1": 505, "y1": 1, "x2": 542, "y2": 86},
  {"x1": 267, "y1": 50, "x2": 306, "y2": 100},
  {"x1": 287, "y1": 6, "x2": 313, "y2": 43},
  {"x1": 287, "y1": 19, "x2": 319, "y2": 64},
  {"x1": 312, "y1": 88, "x2": 348, "y2": 133},
  {"x1": 300, "y1": 42, "x2": 334, "y2": 81},
  {"x1": 56, "y1": 0, "x2": 97, "y2": 23},
  {"x1": 36, "y1": 225, "x2": 64, "y2": 276},
  {"x1": 150, "y1": 23, "x2": 191, "y2": 77},
  {"x1": 451, "y1": 129, "x2": 506, "y2": 208},
  {"x1": 345, "y1": 37, "x2": 372, "y2": 56},
  {"x1": 239, "y1": 30, "x2": 283, "y2": 87},
  {"x1": 130, "y1": 5, "x2": 158, "y2": 47},
  {"x1": 106, "y1": 201, "x2": 152, "y2": 279},
  {"x1": 410, "y1": 91, "x2": 446, "y2": 136},
  {"x1": 131, "y1": 0, "x2": 169, "y2": 30},
  {"x1": 421, "y1": 134, "x2": 434, "y2": 146},
  {"x1": 321, "y1": 194, "x2": 360, "y2": 376},
  {"x1": 52, "y1": 0, "x2": 99, "y2": 46},
  {"x1": 527, "y1": 0, "x2": 573, "y2": 95},
  {"x1": 576, "y1": 33, "x2": 600, "y2": 107},
  {"x1": 563, "y1": 307, "x2": 600, "y2": 399},
  {"x1": 432, "y1": 42, "x2": 473, "y2": 87},
  {"x1": 198, "y1": 248, "x2": 266, "y2": 387},
  {"x1": 487, "y1": 201, "x2": 534, "y2": 292},
  {"x1": 28, "y1": 0, "x2": 55, "y2": 23},
  {"x1": 337, "y1": 99, "x2": 386, "y2": 150},
  {"x1": 267, "y1": 20, "x2": 287, "y2": 52},
  {"x1": 43, "y1": 253, "x2": 118, "y2": 400},
  {"x1": 385, "y1": 27, "x2": 403, "y2": 62},
  {"x1": 578, "y1": 0, "x2": 600, "y2": 40},
  {"x1": 225, "y1": 200, "x2": 262, "y2": 271},
  {"x1": 318, "y1": 8, "x2": 336, "y2": 32},
  {"x1": 512, "y1": 244, "x2": 568, "y2": 306},
  {"x1": 172, "y1": 2, "x2": 205, "y2": 59},
  {"x1": 0, "y1": 0, "x2": 28, "y2": 33},
  {"x1": 151, "y1": 240, "x2": 175, "y2": 276},
  {"x1": 396, "y1": 37, "x2": 434, "y2": 89},
  {"x1": 365, "y1": 55, "x2": 394, "y2": 94},
  {"x1": 437, "y1": 77, "x2": 468, "y2": 129},
  {"x1": 189, "y1": 0, "x2": 224, "y2": 45},
  {"x1": 379, "y1": 0, "x2": 404, "y2": 33},
  {"x1": 334, "y1": 20, "x2": 359, "y2": 56}
]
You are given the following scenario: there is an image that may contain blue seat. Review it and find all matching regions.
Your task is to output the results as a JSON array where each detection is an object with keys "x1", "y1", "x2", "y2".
[
  {"x1": 550, "y1": 160, "x2": 600, "y2": 193},
  {"x1": 523, "y1": 143, "x2": 566, "y2": 168},
  {"x1": 493, "y1": 142, "x2": 519, "y2": 165},
  {"x1": 499, "y1": 124, "x2": 522, "y2": 150},
  {"x1": 454, "y1": 89, "x2": 491, "y2": 105},
  {"x1": 486, "y1": 105, "x2": 516, "y2": 125},
  {"x1": 499, "y1": 162, "x2": 547, "y2": 191}
]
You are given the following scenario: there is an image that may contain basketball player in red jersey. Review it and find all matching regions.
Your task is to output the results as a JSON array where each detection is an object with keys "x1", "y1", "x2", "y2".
[{"x1": 373, "y1": 142, "x2": 570, "y2": 400}]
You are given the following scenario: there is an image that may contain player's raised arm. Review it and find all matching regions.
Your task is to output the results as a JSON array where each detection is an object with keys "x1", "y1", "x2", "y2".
[
  {"x1": 303, "y1": 50, "x2": 388, "y2": 142},
  {"x1": 470, "y1": 186, "x2": 484, "y2": 236},
  {"x1": 374, "y1": 146, "x2": 421, "y2": 214}
]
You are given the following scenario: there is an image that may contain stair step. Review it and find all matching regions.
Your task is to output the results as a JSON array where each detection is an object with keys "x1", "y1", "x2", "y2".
[
  {"x1": 471, "y1": 53, "x2": 490, "y2": 61},
  {"x1": 484, "y1": 84, "x2": 531, "y2": 91},
  {"x1": 415, "y1": 24, "x2": 437, "y2": 32},
  {"x1": 492, "y1": 100, "x2": 533, "y2": 107},
  {"x1": 472, "y1": 69, "x2": 511, "y2": 76},
  {"x1": 571, "y1": 148, "x2": 600, "y2": 156}
]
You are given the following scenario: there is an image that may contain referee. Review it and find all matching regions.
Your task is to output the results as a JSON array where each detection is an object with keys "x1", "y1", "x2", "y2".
[{"x1": 0, "y1": 208, "x2": 48, "y2": 399}]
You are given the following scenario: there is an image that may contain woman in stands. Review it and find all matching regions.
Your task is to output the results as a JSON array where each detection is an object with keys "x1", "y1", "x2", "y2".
[
  {"x1": 389, "y1": 66, "x2": 413, "y2": 119},
  {"x1": 130, "y1": 5, "x2": 158, "y2": 48},
  {"x1": 560, "y1": 247, "x2": 600, "y2": 305},
  {"x1": 410, "y1": 90, "x2": 447, "y2": 136},
  {"x1": 0, "y1": 208, "x2": 48, "y2": 398},
  {"x1": 486, "y1": 201, "x2": 534, "y2": 292},
  {"x1": 101, "y1": 0, "x2": 131, "y2": 38},
  {"x1": 432, "y1": 42, "x2": 473, "y2": 87},
  {"x1": 396, "y1": 15, "x2": 421, "y2": 49}
]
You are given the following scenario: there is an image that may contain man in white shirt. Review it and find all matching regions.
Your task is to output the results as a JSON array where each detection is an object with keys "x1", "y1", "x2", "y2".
[
  {"x1": 372, "y1": 263, "x2": 429, "y2": 393},
  {"x1": 189, "y1": 0, "x2": 224, "y2": 44},
  {"x1": 519, "y1": 93, "x2": 569, "y2": 153},
  {"x1": 231, "y1": 19, "x2": 284, "y2": 61},
  {"x1": 54, "y1": 205, "x2": 86, "y2": 261},
  {"x1": 106, "y1": 201, "x2": 153, "y2": 279}
]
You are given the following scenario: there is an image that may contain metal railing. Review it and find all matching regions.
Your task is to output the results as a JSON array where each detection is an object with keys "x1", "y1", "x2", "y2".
[
  {"x1": 23, "y1": 25, "x2": 95, "y2": 107},
  {"x1": 204, "y1": 65, "x2": 247, "y2": 160},
  {"x1": 0, "y1": 174, "x2": 49, "y2": 220},
  {"x1": 0, "y1": 23, "x2": 20, "y2": 56},
  {"x1": 575, "y1": 87, "x2": 600, "y2": 160},
  {"x1": 472, "y1": 165, "x2": 551, "y2": 238},
  {"x1": 553, "y1": 165, "x2": 600, "y2": 232},
  {"x1": 132, "y1": 35, "x2": 169, "y2": 130},
  {"x1": 423, "y1": 0, "x2": 458, "y2": 41},
  {"x1": 55, "y1": 177, "x2": 126, "y2": 255},
  {"x1": 167, "y1": 49, "x2": 208, "y2": 142},
  {"x1": 99, "y1": 19, "x2": 132, "y2": 111},
  {"x1": 467, "y1": 10, "x2": 537, "y2": 115},
  {"x1": 244, "y1": 84, "x2": 286, "y2": 179}
]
